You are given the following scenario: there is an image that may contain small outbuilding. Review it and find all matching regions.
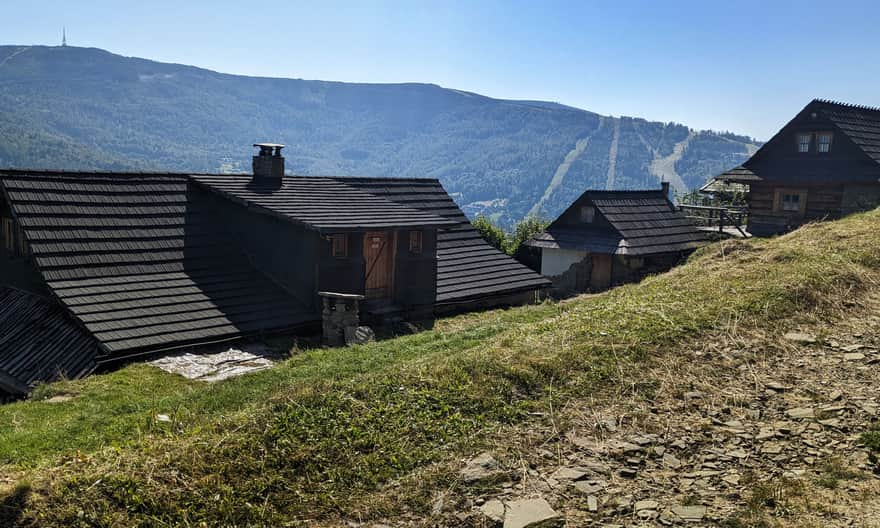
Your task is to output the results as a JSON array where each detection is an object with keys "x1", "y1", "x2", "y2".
[{"x1": 523, "y1": 186, "x2": 707, "y2": 293}]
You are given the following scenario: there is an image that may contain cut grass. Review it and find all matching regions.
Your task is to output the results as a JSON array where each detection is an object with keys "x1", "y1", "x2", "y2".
[{"x1": 3, "y1": 210, "x2": 880, "y2": 526}]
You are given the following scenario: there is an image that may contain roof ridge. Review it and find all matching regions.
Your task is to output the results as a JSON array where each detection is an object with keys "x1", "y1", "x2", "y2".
[{"x1": 813, "y1": 98, "x2": 880, "y2": 113}]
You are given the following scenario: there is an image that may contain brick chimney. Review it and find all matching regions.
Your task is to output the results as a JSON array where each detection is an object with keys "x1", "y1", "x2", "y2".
[{"x1": 252, "y1": 143, "x2": 285, "y2": 182}]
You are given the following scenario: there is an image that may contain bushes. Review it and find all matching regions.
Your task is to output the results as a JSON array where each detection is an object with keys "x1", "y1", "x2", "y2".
[{"x1": 472, "y1": 215, "x2": 549, "y2": 255}]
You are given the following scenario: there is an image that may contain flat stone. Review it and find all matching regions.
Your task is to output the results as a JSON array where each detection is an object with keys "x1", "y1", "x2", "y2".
[
  {"x1": 784, "y1": 332, "x2": 817, "y2": 344},
  {"x1": 765, "y1": 381, "x2": 792, "y2": 392},
  {"x1": 683, "y1": 391, "x2": 703, "y2": 400},
  {"x1": 587, "y1": 495, "x2": 598, "y2": 512},
  {"x1": 480, "y1": 499, "x2": 505, "y2": 523},
  {"x1": 573, "y1": 480, "x2": 605, "y2": 495},
  {"x1": 671, "y1": 505, "x2": 707, "y2": 522},
  {"x1": 460, "y1": 452, "x2": 506, "y2": 483},
  {"x1": 549, "y1": 467, "x2": 586, "y2": 481},
  {"x1": 843, "y1": 352, "x2": 866, "y2": 361},
  {"x1": 662, "y1": 453, "x2": 683, "y2": 469},
  {"x1": 503, "y1": 498, "x2": 563, "y2": 528},
  {"x1": 618, "y1": 468, "x2": 638, "y2": 478},
  {"x1": 785, "y1": 407, "x2": 815, "y2": 420},
  {"x1": 761, "y1": 443, "x2": 783, "y2": 455},
  {"x1": 829, "y1": 390, "x2": 844, "y2": 401},
  {"x1": 842, "y1": 344, "x2": 865, "y2": 352},
  {"x1": 722, "y1": 473, "x2": 741, "y2": 485},
  {"x1": 635, "y1": 500, "x2": 659, "y2": 511}
]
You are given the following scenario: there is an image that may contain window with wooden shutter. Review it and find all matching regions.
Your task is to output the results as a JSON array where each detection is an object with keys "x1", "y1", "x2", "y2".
[
  {"x1": 408, "y1": 230, "x2": 423, "y2": 254},
  {"x1": 1, "y1": 217, "x2": 14, "y2": 254},
  {"x1": 329, "y1": 234, "x2": 348, "y2": 258},
  {"x1": 580, "y1": 205, "x2": 595, "y2": 223}
]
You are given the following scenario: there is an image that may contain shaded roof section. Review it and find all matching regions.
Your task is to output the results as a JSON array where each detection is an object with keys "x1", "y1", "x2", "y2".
[
  {"x1": 526, "y1": 190, "x2": 707, "y2": 256},
  {"x1": 0, "y1": 287, "x2": 97, "y2": 395},
  {"x1": 340, "y1": 177, "x2": 551, "y2": 303},
  {"x1": 699, "y1": 178, "x2": 750, "y2": 194},
  {"x1": 814, "y1": 99, "x2": 880, "y2": 164},
  {"x1": 715, "y1": 166, "x2": 761, "y2": 183},
  {"x1": 191, "y1": 175, "x2": 458, "y2": 232},
  {"x1": 0, "y1": 170, "x2": 313, "y2": 358}
]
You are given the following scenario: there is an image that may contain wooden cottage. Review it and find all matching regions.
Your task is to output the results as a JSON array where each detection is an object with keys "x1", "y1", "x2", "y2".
[
  {"x1": 522, "y1": 187, "x2": 707, "y2": 293},
  {"x1": 0, "y1": 145, "x2": 548, "y2": 394},
  {"x1": 712, "y1": 99, "x2": 880, "y2": 236}
]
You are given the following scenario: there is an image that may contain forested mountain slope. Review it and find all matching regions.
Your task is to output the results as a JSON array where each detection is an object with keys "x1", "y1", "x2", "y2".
[{"x1": 0, "y1": 45, "x2": 759, "y2": 225}]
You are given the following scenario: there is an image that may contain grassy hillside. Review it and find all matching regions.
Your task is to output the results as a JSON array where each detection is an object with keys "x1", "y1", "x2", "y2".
[
  {"x1": 0, "y1": 45, "x2": 759, "y2": 226},
  {"x1": 2, "y1": 211, "x2": 879, "y2": 526}
]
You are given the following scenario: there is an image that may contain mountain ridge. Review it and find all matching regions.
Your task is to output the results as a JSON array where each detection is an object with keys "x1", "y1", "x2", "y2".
[{"x1": 0, "y1": 44, "x2": 760, "y2": 225}]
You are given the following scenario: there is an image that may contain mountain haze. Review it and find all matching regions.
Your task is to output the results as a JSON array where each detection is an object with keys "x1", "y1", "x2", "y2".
[{"x1": 0, "y1": 45, "x2": 759, "y2": 225}]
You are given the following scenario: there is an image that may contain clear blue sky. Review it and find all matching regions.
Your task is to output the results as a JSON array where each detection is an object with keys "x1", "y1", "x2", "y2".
[{"x1": 3, "y1": 0, "x2": 879, "y2": 139}]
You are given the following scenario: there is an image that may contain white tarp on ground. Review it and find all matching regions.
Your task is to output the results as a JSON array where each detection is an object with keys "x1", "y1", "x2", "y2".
[{"x1": 149, "y1": 343, "x2": 275, "y2": 382}]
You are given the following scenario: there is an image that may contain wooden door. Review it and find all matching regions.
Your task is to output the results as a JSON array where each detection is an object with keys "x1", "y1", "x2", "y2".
[
  {"x1": 590, "y1": 253, "x2": 612, "y2": 291},
  {"x1": 364, "y1": 231, "x2": 393, "y2": 299}
]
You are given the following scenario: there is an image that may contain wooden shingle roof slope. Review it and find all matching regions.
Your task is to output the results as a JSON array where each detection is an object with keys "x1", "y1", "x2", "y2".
[
  {"x1": 0, "y1": 287, "x2": 98, "y2": 395},
  {"x1": 526, "y1": 190, "x2": 707, "y2": 256},
  {"x1": 0, "y1": 170, "x2": 312, "y2": 359},
  {"x1": 816, "y1": 99, "x2": 880, "y2": 163},
  {"x1": 190, "y1": 175, "x2": 458, "y2": 232},
  {"x1": 339, "y1": 177, "x2": 552, "y2": 303}
]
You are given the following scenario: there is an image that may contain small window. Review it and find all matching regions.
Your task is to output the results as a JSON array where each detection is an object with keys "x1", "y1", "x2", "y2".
[
  {"x1": 781, "y1": 193, "x2": 801, "y2": 211},
  {"x1": 817, "y1": 132, "x2": 833, "y2": 153},
  {"x1": 774, "y1": 188, "x2": 807, "y2": 214},
  {"x1": 580, "y1": 205, "x2": 595, "y2": 223},
  {"x1": 408, "y1": 230, "x2": 423, "y2": 254},
  {"x1": 329, "y1": 234, "x2": 348, "y2": 258},
  {"x1": 797, "y1": 133, "x2": 811, "y2": 153},
  {"x1": 1, "y1": 217, "x2": 13, "y2": 254}
]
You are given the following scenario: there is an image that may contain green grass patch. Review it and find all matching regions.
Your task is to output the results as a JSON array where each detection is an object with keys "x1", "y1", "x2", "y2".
[{"x1": 4, "y1": 210, "x2": 880, "y2": 526}]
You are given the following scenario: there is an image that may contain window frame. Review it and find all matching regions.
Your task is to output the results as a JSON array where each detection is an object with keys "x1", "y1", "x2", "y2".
[
  {"x1": 773, "y1": 188, "x2": 808, "y2": 215},
  {"x1": 796, "y1": 133, "x2": 812, "y2": 153},
  {"x1": 329, "y1": 233, "x2": 349, "y2": 258},
  {"x1": 580, "y1": 205, "x2": 596, "y2": 223},
  {"x1": 817, "y1": 132, "x2": 833, "y2": 153},
  {"x1": 408, "y1": 230, "x2": 423, "y2": 255}
]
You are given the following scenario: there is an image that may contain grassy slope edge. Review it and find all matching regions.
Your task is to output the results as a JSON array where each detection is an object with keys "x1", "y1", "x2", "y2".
[{"x1": 2, "y1": 210, "x2": 880, "y2": 526}]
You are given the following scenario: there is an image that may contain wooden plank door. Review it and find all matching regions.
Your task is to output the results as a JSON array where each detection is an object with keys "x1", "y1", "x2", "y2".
[
  {"x1": 364, "y1": 231, "x2": 393, "y2": 299},
  {"x1": 590, "y1": 253, "x2": 612, "y2": 291}
]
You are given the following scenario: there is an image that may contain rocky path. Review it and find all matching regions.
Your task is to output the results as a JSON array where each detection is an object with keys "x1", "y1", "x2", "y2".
[{"x1": 444, "y1": 300, "x2": 880, "y2": 527}]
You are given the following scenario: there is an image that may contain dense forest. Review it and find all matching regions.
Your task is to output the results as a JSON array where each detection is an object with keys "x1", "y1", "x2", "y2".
[{"x1": 0, "y1": 45, "x2": 760, "y2": 225}]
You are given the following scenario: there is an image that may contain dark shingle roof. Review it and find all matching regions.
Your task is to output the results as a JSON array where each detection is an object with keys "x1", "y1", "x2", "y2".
[
  {"x1": 191, "y1": 175, "x2": 458, "y2": 232},
  {"x1": 716, "y1": 166, "x2": 762, "y2": 183},
  {"x1": 340, "y1": 177, "x2": 551, "y2": 303},
  {"x1": 527, "y1": 190, "x2": 707, "y2": 256},
  {"x1": 815, "y1": 99, "x2": 880, "y2": 164},
  {"x1": 0, "y1": 287, "x2": 97, "y2": 394},
  {"x1": 0, "y1": 170, "x2": 312, "y2": 358}
]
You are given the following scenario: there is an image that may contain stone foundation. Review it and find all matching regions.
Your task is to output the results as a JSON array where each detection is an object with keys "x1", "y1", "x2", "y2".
[{"x1": 318, "y1": 291, "x2": 365, "y2": 347}]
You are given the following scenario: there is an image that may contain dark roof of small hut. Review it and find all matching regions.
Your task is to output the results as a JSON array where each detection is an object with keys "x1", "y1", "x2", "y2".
[{"x1": 526, "y1": 190, "x2": 707, "y2": 256}]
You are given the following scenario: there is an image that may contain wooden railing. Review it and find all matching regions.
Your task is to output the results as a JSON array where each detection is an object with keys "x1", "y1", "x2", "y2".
[{"x1": 677, "y1": 204, "x2": 748, "y2": 237}]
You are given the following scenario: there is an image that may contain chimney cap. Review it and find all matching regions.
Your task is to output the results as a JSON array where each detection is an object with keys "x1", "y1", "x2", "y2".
[{"x1": 253, "y1": 143, "x2": 285, "y2": 148}]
